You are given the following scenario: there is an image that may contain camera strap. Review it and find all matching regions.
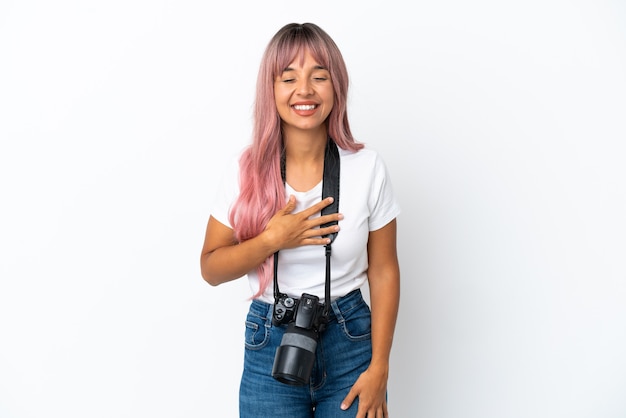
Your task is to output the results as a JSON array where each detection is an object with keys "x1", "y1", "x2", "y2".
[{"x1": 273, "y1": 139, "x2": 340, "y2": 319}]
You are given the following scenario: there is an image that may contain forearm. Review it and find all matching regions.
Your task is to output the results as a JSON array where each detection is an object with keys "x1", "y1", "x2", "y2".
[
  {"x1": 339, "y1": 266, "x2": 399, "y2": 413},
  {"x1": 368, "y1": 268, "x2": 400, "y2": 369},
  {"x1": 201, "y1": 198, "x2": 341, "y2": 287},
  {"x1": 201, "y1": 231, "x2": 276, "y2": 286}
]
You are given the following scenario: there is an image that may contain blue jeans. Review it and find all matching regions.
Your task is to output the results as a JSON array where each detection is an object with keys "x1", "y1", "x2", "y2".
[{"x1": 239, "y1": 289, "x2": 373, "y2": 418}]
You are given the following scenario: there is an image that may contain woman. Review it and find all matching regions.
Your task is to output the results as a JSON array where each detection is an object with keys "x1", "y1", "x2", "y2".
[{"x1": 201, "y1": 23, "x2": 400, "y2": 418}]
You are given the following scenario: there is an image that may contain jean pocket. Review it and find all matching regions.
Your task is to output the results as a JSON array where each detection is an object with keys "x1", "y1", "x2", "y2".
[
  {"x1": 340, "y1": 300, "x2": 372, "y2": 341},
  {"x1": 244, "y1": 312, "x2": 271, "y2": 350}
]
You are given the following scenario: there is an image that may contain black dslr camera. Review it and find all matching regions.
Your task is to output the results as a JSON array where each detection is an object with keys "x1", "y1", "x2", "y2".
[{"x1": 271, "y1": 293, "x2": 328, "y2": 385}]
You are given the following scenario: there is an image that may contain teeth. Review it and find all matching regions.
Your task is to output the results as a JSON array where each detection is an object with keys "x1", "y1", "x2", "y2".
[{"x1": 293, "y1": 104, "x2": 316, "y2": 111}]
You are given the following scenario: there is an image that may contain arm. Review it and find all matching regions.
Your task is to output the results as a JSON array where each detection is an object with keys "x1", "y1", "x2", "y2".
[
  {"x1": 200, "y1": 215, "x2": 275, "y2": 286},
  {"x1": 200, "y1": 196, "x2": 343, "y2": 286},
  {"x1": 341, "y1": 218, "x2": 400, "y2": 417}
]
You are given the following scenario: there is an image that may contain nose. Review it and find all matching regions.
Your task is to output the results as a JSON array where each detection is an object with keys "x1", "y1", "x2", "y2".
[{"x1": 296, "y1": 78, "x2": 313, "y2": 95}]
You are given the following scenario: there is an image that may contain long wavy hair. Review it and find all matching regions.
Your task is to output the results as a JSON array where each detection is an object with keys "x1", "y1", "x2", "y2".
[{"x1": 229, "y1": 23, "x2": 363, "y2": 298}]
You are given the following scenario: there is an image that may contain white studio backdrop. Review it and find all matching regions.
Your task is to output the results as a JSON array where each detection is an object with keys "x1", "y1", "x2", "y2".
[{"x1": 1, "y1": 1, "x2": 625, "y2": 417}]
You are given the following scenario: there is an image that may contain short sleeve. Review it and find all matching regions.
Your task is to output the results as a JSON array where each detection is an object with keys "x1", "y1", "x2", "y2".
[{"x1": 367, "y1": 153, "x2": 401, "y2": 231}]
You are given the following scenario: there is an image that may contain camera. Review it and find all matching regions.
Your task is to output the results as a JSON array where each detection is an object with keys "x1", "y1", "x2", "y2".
[{"x1": 272, "y1": 293, "x2": 327, "y2": 385}]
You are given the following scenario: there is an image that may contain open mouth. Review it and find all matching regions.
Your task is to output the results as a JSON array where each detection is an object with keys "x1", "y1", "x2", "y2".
[{"x1": 292, "y1": 104, "x2": 318, "y2": 111}]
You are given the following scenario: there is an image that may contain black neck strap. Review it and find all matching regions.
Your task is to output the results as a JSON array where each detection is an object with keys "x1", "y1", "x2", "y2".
[{"x1": 273, "y1": 139, "x2": 340, "y2": 315}]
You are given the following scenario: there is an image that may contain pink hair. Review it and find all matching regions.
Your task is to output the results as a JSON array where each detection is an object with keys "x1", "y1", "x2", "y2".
[{"x1": 229, "y1": 23, "x2": 363, "y2": 298}]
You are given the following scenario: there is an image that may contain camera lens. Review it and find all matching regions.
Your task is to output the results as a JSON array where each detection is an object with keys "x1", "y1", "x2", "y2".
[{"x1": 272, "y1": 324, "x2": 317, "y2": 385}]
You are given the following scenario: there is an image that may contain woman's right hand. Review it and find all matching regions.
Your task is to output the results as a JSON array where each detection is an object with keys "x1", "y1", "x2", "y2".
[
  {"x1": 262, "y1": 195, "x2": 343, "y2": 251},
  {"x1": 200, "y1": 195, "x2": 342, "y2": 286}
]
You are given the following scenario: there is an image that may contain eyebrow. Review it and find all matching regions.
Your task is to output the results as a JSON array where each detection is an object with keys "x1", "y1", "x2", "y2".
[{"x1": 282, "y1": 65, "x2": 329, "y2": 72}]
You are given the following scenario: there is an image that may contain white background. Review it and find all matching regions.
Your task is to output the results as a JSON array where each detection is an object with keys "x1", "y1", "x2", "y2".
[{"x1": 1, "y1": 1, "x2": 625, "y2": 417}]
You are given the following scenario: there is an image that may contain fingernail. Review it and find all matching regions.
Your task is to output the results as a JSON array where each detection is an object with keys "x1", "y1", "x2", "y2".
[
  {"x1": 340, "y1": 403, "x2": 347, "y2": 410},
  {"x1": 328, "y1": 197, "x2": 334, "y2": 203},
  {"x1": 338, "y1": 214, "x2": 344, "y2": 220}
]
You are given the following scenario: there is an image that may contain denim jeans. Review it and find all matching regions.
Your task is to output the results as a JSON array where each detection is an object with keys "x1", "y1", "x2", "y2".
[{"x1": 239, "y1": 289, "x2": 373, "y2": 418}]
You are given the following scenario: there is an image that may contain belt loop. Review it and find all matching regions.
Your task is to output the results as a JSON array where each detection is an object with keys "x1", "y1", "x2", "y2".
[
  {"x1": 265, "y1": 301, "x2": 274, "y2": 323},
  {"x1": 330, "y1": 298, "x2": 345, "y2": 323},
  {"x1": 331, "y1": 289, "x2": 362, "y2": 324}
]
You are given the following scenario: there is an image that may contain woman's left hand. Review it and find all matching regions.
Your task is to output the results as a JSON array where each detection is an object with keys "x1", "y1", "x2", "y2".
[{"x1": 340, "y1": 364, "x2": 389, "y2": 417}]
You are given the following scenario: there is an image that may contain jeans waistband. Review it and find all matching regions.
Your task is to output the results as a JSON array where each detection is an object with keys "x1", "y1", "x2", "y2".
[{"x1": 249, "y1": 288, "x2": 365, "y2": 323}]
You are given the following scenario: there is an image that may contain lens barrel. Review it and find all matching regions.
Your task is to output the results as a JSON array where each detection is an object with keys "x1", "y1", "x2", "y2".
[{"x1": 272, "y1": 324, "x2": 318, "y2": 385}]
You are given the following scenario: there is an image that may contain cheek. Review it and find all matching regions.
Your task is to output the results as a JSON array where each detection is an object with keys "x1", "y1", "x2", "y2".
[
  {"x1": 324, "y1": 97, "x2": 335, "y2": 117},
  {"x1": 324, "y1": 89, "x2": 335, "y2": 111},
  {"x1": 274, "y1": 88, "x2": 290, "y2": 108},
  {"x1": 275, "y1": 101, "x2": 292, "y2": 122},
  {"x1": 273, "y1": 91, "x2": 287, "y2": 113}
]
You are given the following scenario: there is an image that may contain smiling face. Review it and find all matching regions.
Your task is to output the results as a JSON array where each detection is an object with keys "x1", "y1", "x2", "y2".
[{"x1": 274, "y1": 49, "x2": 335, "y2": 136}]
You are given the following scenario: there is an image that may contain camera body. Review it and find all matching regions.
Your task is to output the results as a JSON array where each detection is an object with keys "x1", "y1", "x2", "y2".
[
  {"x1": 272, "y1": 293, "x2": 328, "y2": 385},
  {"x1": 272, "y1": 294, "x2": 297, "y2": 326}
]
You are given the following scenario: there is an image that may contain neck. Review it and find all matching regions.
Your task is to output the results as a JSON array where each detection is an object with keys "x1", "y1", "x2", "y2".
[
  {"x1": 282, "y1": 126, "x2": 328, "y2": 191},
  {"x1": 282, "y1": 126, "x2": 328, "y2": 164}
]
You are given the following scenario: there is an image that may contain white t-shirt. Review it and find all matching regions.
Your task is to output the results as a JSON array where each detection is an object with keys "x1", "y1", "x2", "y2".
[{"x1": 211, "y1": 146, "x2": 401, "y2": 304}]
